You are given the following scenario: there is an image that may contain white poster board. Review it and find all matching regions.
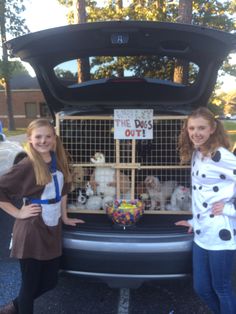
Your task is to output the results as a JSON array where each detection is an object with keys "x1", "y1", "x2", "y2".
[{"x1": 114, "y1": 109, "x2": 153, "y2": 139}]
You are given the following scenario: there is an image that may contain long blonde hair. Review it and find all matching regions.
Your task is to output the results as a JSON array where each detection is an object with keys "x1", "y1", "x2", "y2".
[
  {"x1": 178, "y1": 107, "x2": 230, "y2": 164},
  {"x1": 25, "y1": 118, "x2": 72, "y2": 185}
]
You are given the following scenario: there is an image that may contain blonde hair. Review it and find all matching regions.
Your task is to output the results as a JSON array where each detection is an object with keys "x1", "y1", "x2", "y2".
[
  {"x1": 178, "y1": 107, "x2": 230, "y2": 164},
  {"x1": 25, "y1": 118, "x2": 72, "y2": 185}
]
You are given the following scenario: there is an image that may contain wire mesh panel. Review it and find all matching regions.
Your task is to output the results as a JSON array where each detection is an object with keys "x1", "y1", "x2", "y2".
[
  {"x1": 57, "y1": 114, "x2": 191, "y2": 213},
  {"x1": 59, "y1": 117, "x2": 116, "y2": 163}
]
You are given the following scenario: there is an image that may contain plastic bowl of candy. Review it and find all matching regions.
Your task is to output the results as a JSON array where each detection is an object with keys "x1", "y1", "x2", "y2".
[{"x1": 106, "y1": 199, "x2": 144, "y2": 228}]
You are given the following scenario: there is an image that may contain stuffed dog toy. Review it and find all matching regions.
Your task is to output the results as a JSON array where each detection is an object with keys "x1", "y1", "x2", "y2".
[
  {"x1": 144, "y1": 176, "x2": 177, "y2": 210},
  {"x1": 166, "y1": 185, "x2": 191, "y2": 211}
]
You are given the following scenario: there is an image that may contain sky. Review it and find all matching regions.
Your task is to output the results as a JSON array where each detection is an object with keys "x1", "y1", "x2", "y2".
[
  {"x1": 20, "y1": 0, "x2": 236, "y2": 93},
  {"x1": 23, "y1": 0, "x2": 68, "y2": 32}
]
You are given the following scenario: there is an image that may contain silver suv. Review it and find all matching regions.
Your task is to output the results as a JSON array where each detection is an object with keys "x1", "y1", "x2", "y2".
[{"x1": 7, "y1": 21, "x2": 235, "y2": 288}]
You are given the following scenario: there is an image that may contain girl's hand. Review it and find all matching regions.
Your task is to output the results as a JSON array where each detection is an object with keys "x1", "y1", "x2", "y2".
[
  {"x1": 175, "y1": 220, "x2": 193, "y2": 233},
  {"x1": 62, "y1": 216, "x2": 85, "y2": 226},
  {"x1": 212, "y1": 202, "x2": 224, "y2": 216},
  {"x1": 18, "y1": 204, "x2": 42, "y2": 219}
]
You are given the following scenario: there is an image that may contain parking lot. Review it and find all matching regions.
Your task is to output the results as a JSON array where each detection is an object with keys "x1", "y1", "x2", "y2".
[
  {"x1": 0, "y1": 131, "x2": 235, "y2": 314},
  {"x1": 0, "y1": 211, "x2": 214, "y2": 314},
  {"x1": 0, "y1": 261, "x2": 211, "y2": 314}
]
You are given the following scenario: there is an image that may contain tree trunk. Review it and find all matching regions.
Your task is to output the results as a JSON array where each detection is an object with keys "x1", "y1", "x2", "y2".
[
  {"x1": 115, "y1": 0, "x2": 123, "y2": 11},
  {"x1": 177, "y1": 0, "x2": 192, "y2": 24},
  {"x1": 173, "y1": 0, "x2": 192, "y2": 84},
  {"x1": 0, "y1": 0, "x2": 15, "y2": 130},
  {"x1": 116, "y1": 0, "x2": 124, "y2": 77},
  {"x1": 73, "y1": 0, "x2": 90, "y2": 83}
]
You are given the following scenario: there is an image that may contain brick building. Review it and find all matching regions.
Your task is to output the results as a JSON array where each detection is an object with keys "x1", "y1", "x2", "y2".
[{"x1": 0, "y1": 74, "x2": 51, "y2": 128}]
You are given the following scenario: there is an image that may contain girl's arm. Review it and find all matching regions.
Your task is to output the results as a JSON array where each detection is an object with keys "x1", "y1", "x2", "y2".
[
  {"x1": 61, "y1": 195, "x2": 85, "y2": 226},
  {"x1": 175, "y1": 220, "x2": 193, "y2": 233},
  {"x1": 212, "y1": 201, "x2": 236, "y2": 218},
  {"x1": 0, "y1": 201, "x2": 41, "y2": 219}
]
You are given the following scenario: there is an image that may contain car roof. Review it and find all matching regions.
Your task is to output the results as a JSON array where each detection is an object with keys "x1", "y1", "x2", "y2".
[{"x1": 6, "y1": 21, "x2": 236, "y2": 115}]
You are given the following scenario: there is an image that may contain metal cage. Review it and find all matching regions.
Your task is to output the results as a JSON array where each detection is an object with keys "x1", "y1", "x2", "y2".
[{"x1": 57, "y1": 114, "x2": 191, "y2": 214}]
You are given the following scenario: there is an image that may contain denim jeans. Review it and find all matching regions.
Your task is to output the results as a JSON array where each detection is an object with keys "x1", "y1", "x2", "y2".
[{"x1": 193, "y1": 242, "x2": 236, "y2": 314}]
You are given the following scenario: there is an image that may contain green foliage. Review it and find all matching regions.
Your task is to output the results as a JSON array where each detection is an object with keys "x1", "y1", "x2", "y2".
[
  {"x1": 0, "y1": 60, "x2": 29, "y2": 77},
  {"x1": 1, "y1": 0, "x2": 29, "y2": 77},
  {"x1": 1, "y1": 0, "x2": 30, "y2": 130},
  {"x1": 224, "y1": 120, "x2": 236, "y2": 131},
  {"x1": 57, "y1": 0, "x2": 236, "y2": 102},
  {"x1": 210, "y1": 89, "x2": 236, "y2": 117},
  {"x1": 86, "y1": 0, "x2": 175, "y2": 22},
  {"x1": 66, "y1": 0, "x2": 236, "y2": 75},
  {"x1": 55, "y1": 68, "x2": 76, "y2": 80},
  {"x1": 90, "y1": 56, "x2": 181, "y2": 80},
  {"x1": 81, "y1": 0, "x2": 235, "y2": 32},
  {"x1": 222, "y1": 57, "x2": 236, "y2": 77},
  {"x1": 192, "y1": 0, "x2": 234, "y2": 31},
  {"x1": 57, "y1": 0, "x2": 236, "y2": 33},
  {"x1": 4, "y1": 0, "x2": 29, "y2": 36}
]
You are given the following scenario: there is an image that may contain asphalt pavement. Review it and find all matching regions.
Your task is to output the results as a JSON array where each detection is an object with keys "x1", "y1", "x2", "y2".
[
  {"x1": 0, "y1": 207, "x2": 212, "y2": 314},
  {"x1": 0, "y1": 209, "x2": 213, "y2": 314}
]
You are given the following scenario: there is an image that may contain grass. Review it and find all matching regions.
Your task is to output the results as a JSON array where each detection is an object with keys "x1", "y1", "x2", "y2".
[
  {"x1": 223, "y1": 121, "x2": 236, "y2": 148},
  {"x1": 222, "y1": 120, "x2": 236, "y2": 131},
  {"x1": 3, "y1": 128, "x2": 26, "y2": 137}
]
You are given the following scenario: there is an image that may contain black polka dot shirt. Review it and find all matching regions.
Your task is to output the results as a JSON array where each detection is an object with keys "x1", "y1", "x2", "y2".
[{"x1": 190, "y1": 147, "x2": 236, "y2": 250}]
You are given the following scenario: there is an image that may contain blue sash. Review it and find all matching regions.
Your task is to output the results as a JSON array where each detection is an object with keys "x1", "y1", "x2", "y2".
[{"x1": 27, "y1": 152, "x2": 61, "y2": 205}]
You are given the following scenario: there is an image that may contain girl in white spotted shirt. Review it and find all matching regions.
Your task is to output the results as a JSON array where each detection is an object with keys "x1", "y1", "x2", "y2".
[{"x1": 176, "y1": 107, "x2": 236, "y2": 314}]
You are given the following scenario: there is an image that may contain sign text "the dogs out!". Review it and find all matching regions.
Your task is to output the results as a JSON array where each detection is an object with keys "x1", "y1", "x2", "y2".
[{"x1": 114, "y1": 109, "x2": 153, "y2": 140}]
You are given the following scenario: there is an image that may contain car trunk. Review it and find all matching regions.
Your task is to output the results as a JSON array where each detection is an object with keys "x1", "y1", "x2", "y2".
[
  {"x1": 6, "y1": 21, "x2": 235, "y2": 116},
  {"x1": 64, "y1": 212, "x2": 191, "y2": 233},
  {"x1": 58, "y1": 113, "x2": 192, "y2": 230}
]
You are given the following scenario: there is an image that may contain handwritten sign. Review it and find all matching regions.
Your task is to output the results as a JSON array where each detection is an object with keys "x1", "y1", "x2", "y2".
[{"x1": 114, "y1": 109, "x2": 153, "y2": 139}]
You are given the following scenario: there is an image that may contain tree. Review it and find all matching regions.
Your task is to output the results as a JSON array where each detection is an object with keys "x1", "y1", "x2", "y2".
[
  {"x1": 74, "y1": 0, "x2": 86, "y2": 22},
  {"x1": 0, "y1": 0, "x2": 29, "y2": 131},
  {"x1": 215, "y1": 90, "x2": 236, "y2": 116},
  {"x1": 0, "y1": 59, "x2": 30, "y2": 90},
  {"x1": 173, "y1": 0, "x2": 193, "y2": 84},
  {"x1": 74, "y1": 0, "x2": 91, "y2": 82},
  {"x1": 57, "y1": 0, "x2": 235, "y2": 91},
  {"x1": 57, "y1": 0, "x2": 90, "y2": 82},
  {"x1": 0, "y1": 60, "x2": 29, "y2": 78}
]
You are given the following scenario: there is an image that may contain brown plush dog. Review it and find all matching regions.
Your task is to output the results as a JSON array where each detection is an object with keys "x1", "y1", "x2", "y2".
[{"x1": 70, "y1": 166, "x2": 87, "y2": 192}]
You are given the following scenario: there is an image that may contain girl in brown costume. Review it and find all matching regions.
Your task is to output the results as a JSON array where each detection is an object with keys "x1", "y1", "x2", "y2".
[{"x1": 0, "y1": 119, "x2": 84, "y2": 314}]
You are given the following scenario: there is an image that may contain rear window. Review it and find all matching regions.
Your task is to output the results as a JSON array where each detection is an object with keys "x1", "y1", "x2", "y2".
[{"x1": 54, "y1": 55, "x2": 199, "y2": 87}]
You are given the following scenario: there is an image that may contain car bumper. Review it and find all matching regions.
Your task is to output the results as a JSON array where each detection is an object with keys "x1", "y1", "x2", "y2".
[{"x1": 61, "y1": 230, "x2": 193, "y2": 288}]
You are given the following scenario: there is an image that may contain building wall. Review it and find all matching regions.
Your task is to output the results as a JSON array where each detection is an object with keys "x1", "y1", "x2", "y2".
[{"x1": 0, "y1": 89, "x2": 49, "y2": 128}]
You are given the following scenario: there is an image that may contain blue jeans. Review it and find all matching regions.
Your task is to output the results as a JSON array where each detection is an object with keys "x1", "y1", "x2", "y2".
[{"x1": 193, "y1": 242, "x2": 236, "y2": 314}]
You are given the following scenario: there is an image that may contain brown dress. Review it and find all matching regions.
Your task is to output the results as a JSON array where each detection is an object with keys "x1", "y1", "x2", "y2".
[{"x1": 0, "y1": 157, "x2": 69, "y2": 260}]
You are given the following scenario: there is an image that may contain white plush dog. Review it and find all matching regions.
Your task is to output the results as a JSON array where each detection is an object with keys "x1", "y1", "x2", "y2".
[
  {"x1": 90, "y1": 152, "x2": 131, "y2": 198},
  {"x1": 90, "y1": 152, "x2": 116, "y2": 197},
  {"x1": 167, "y1": 185, "x2": 191, "y2": 211},
  {"x1": 144, "y1": 176, "x2": 177, "y2": 210},
  {"x1": 86, "y1": 195, "x2": 103, "y2": 210}
]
